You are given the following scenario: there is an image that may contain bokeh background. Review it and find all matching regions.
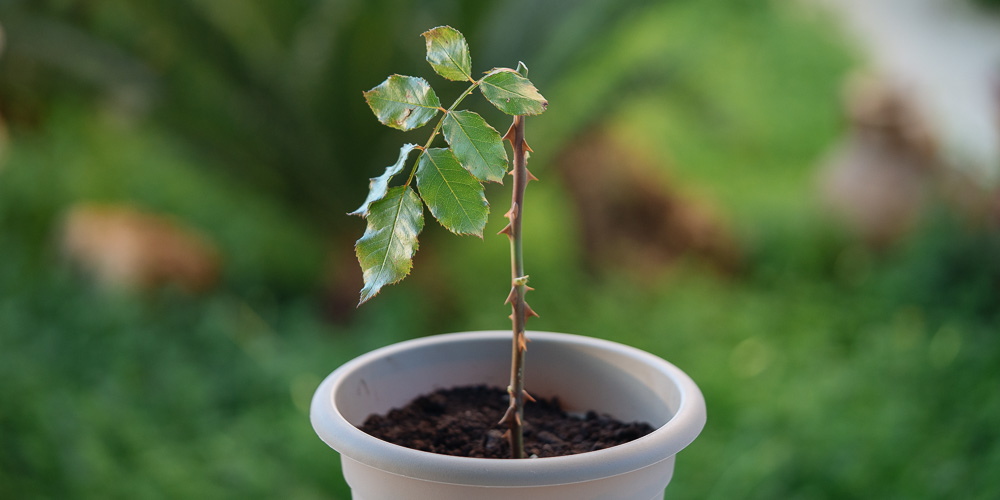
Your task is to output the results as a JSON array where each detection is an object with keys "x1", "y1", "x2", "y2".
[{"x1": 2, "y1": 0, "x2": 999, "y2": 498}]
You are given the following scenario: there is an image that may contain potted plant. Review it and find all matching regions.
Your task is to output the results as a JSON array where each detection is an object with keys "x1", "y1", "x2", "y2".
[{"x1": 311, "y1": 26, "x2": 706, "y2": 499}]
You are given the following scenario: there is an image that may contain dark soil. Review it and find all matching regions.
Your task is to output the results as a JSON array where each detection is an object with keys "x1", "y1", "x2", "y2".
[{"x1": 359, "y1": 385, "x2": 655, "y2": 458}]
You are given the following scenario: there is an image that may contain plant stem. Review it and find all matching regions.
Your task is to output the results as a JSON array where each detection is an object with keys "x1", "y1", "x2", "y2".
[{"x1": 500, "y1": 115, "x2": 531, "y2": 458}]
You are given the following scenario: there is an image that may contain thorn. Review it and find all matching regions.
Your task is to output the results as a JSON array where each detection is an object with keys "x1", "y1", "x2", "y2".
[
  {"x1": 522, "y1": 139, "x2": 533, "y2": 153},
  {"x1": 499, "y1": 406, "x2": 515, "y2": 426},
  {"x1": 502, "y1": 122, "x2": 516, "y2": 143},
  {"x1": 525, "y1": 285, "x2": 535, "y2": 292},
  {"x1": 501, "y1": 429, "x2": 511, "y2": 440},
  {"x1": 497, "y1": 223, "x2": 512, "y2": 237},
  {"x1": 524, "y1": 302, "x2": 539, "y2": 318},
  {"x1": 522, "y1": 389, "x2": 536, "y2": 403},
  {"x1": 518, "y1": 334, "x2": 528, "y2": 352},
  {"x1": 509, "y1": 313, "x2": 515, "y2": 321},
  {"x1": 504, "y1": 287, "x2": 517, "y2": 305},
  {"x1": 504, "y1": 203, "x2": 519, "y2": 220},
  {"x1": 525, "y1": 169, "x2": 539, "y2": 182}
]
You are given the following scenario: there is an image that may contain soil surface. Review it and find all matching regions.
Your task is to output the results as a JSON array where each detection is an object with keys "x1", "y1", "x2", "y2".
[{"x1": 360, "y1": 385, "x2": 654, "y2": 458}]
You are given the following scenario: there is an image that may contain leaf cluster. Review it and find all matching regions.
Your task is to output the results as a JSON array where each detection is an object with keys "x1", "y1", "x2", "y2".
[{"x1": 352, "y1": 26, "x2": 547, "y2": 304}]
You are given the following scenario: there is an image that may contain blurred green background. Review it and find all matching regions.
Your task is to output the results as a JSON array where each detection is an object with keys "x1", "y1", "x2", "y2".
[{"x1": 2, "y1": 0, "x2": 999, "y2": 498}]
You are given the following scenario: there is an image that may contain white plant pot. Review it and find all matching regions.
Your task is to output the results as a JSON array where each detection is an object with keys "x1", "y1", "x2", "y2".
[{"x1": 311, "y1": 331, "x2": 706, "y2": 500}]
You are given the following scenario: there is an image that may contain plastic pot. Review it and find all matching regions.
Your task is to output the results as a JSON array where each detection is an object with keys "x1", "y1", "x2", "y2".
[{"x1": 310, "y1": 331, "x2": 706, "y2": 500}]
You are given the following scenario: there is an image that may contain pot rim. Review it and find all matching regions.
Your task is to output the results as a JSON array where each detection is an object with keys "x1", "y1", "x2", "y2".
[{"x1": 310, "y1": 330, "x2": 706, "y2": 487}]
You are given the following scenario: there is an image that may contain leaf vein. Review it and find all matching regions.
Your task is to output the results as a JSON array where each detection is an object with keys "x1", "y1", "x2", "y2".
[
  {"x1": 481, "y1": 79, "x2": 535, "y2": 100},
  {"x1": 368, "y1": 96, "x2": 440, "y2": 110},
  {"x1": 427, "y1": 152, "x2": 476, "y2": 229},
  {"x1": 451, "y1": 114, "x2": 490, "y2": 168}
]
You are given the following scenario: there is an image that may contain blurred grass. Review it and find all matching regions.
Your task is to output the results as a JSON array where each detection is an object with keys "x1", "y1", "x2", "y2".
[{"x1": 2, "y1": 0, "x2": 1000, "y2": 499}]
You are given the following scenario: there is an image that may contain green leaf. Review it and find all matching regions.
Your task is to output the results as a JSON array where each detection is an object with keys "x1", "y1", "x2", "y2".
[
  {"x1": 416, "y1": 148, "x2": 489, "y2": 236},
  {"x1": 422, "y1": 26, "x2": 472, "y2": 82},
  {"x1": 442, "y1": 110, "x2": 508, "y2": 183},
  {"x1": 480, "y1": 70, "x2": 548, "y2": 116},
  {"x1": 355, "y1": 186, "x2": 424, "y2": 304},
  {"x1": 349, "y1": 144, "x2": 419, "y2": 216},
  {"x1": 363, "y1": 75, "x2": 441, "y2": 131}
]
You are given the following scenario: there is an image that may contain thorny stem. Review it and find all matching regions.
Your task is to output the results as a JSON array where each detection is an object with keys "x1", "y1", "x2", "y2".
[{"x1": 499, "y1": 115, "x2": 534, "y2": 458}]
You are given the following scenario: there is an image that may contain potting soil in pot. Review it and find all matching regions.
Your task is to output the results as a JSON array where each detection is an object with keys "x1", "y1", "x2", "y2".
[{"x1": 360, "y1": 385, "x2": 654, "y2": 458}]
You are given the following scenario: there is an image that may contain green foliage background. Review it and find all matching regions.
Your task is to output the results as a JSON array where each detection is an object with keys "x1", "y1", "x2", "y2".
[{"x1": 1, "y1": 0, "x2": 998, "y2": 498}]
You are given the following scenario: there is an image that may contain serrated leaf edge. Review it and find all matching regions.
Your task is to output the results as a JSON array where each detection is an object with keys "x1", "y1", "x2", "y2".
[
  {"x1": 349, "y1": 143, "x2": 419, "y2": 217},
  {"x1": 479, "y1": 71, "x2": 548, "y2": 116},
  {"x1": 357, "y1": 187, "x2": 422, "y2": 304},
  {"x1": 363, "y1": 75, "x2": 442, "y2": 130},
  {"x1": 421, "y1": 26, "x2": 473, "y2": 82},
  {"x1": 363, "y1": 75, "x2": 442, "y2": 111},
  {"x1": 443, "y1": 111, "x2": 507, "y2": 183},
  {"x1": 418, "y1": 149, "x2": 488, "y2": 237}
]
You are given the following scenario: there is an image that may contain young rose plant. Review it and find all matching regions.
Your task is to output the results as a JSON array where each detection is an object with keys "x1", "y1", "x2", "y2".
[{"x1": 351, "y1": 26, "x2": 547, "y2": 458}]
